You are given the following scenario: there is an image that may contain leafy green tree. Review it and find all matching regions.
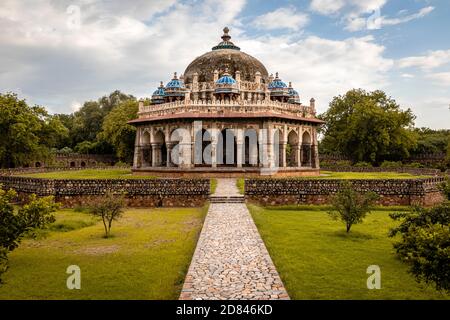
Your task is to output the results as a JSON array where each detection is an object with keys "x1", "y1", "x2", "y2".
[
  {"x1": 0, "y1": 93, "x2": 68, "y2": 168},
  {"x1": 411, "y1": 128, "x2": 450, "y2": 155},
  {"x1": 98, "y1": 100, "x2": 138, "y2": 162},
  {"x1": 68, "y1": 91, "x2": 135, "y2": 153},
  {"x1": 87, "y1": 191, "x2": 125, "y2": 238},
  {"x1": 319, "y1": 89, "x2": 417, "y2": 165},
  {"x1": 98, "y1": 90, "x2": 135, "y2": 114},
  {"x1": 0, "y1": 188, "x2": 59, "y2": 282},
  {"x1": 389, "y1": 203, "x2": 450, "y2": 293},
  {"x1": 328, "y1": 181, "x2": 379, "y2": 233},
  {"x1": 440, "y1": 177, "x2": 450, "y2": 201}
]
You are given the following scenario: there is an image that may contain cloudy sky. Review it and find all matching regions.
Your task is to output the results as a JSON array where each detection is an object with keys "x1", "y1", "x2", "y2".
[{"x1": 0, "y1": 0, "x2": 449, "y2": 128}]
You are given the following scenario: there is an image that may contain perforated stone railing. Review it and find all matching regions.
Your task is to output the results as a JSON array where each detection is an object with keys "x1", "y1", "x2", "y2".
[{"x1": 138, "y1": 99, "x2": 316, "y2": 119}]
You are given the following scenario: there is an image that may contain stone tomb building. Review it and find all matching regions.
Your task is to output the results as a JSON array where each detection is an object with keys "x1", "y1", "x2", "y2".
[{"x1": 130, "y1": 28, "x2": 324, "y2": 177}]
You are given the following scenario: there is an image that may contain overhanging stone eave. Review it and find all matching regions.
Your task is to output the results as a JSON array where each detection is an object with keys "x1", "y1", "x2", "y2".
[{"x1": 128, "y1": 113, "x2": 326, "y2": 125}]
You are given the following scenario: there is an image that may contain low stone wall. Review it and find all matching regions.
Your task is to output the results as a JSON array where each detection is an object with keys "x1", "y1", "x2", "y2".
[
  {"x1": 245, "y1": 178, "x2": 445, "y2": 207},
  {"x1": 0, "y1": 166, "x2": 131, "y2": 176},
  {"x1": 321, "y1": 166, "x2": 442, "y2": 176},
  {"x1": 0, "y1": 176, "x2": 210, "y2": 208}
]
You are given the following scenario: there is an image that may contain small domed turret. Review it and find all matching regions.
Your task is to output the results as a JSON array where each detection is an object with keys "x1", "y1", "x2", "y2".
[{"x1": 151, "y1": 81, "x2": 166, "y2": 104}]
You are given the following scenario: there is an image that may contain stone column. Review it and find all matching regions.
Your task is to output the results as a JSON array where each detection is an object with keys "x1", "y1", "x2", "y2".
[
  {"x1": 211, "y1": 141, "x2": 217, "y2": 168},
  {"x1": 313, "y1": 128, "x2": 320, "y2": 169},
  {"x1": 166, "y1": 143, "x2": 174, "y2": 167},
  {"x1": 151, "y1": 143, "x2": 161, "y2": 167},
  {"x1": 133, "y1": 128, "x2": 141, "y2": 169},
  {"x1": 297, "y1": 131, "x2": 303, "y2": 168},
  {"x1": 280, "y1": 142, "x2": 287, "y2": 168}
]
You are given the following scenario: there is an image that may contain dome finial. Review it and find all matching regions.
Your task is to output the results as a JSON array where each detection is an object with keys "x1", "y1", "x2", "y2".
[
  {"x1": 222, "y1": 27, "x2": 231, "y2": 42},
  {"x1": 173, "y1": 72, "x2": 177, "y2": 79},
  {"x1": 275, "y1": 72, "x2": 279, "y2": 79}
]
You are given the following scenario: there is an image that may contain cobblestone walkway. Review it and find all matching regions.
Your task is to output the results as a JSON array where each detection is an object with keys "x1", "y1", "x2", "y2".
[{"x1": 179, "y1": 179, "x2": 289, "y2": 300}]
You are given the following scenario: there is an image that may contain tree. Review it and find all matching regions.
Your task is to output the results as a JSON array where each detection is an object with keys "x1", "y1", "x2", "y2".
[
  {"x1": 389, "y1": 203, "x2": 450, "y2": 293},
  {"x1": 0, "y1": 93, "x2": 68, "y2": 168},
  {"x1": 87, "y1": 191, "x2": 125, "y2": 238},
  {"x1": 328, "y1": 181, "x2": 379, "y2": 233},
  {"x1": 440, "y1": 177, "x2": 450, "y2": 201},
  {"x1": 411, "y1": 128, "x2": 450, "y2": 155},
  {"x1": 0, "y1": 188, "x2": 59, "y2": 282},
  {"x1": 319, "y1": 89, "x2": 417, "y2": 165},
  {"x1": 98, "y1": 100, "x2": 138, "y2": 163}
]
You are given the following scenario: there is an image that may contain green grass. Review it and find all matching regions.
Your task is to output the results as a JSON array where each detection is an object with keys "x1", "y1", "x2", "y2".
[
  {"x1": 18, "y1": 169, "x2": 156, "y2": 179},
  {"x1": 236, "y1": 178, "x2": 245, "y2": 195},
  {"x1": 210, "y1": 179, "x2": 217, "y2": 194},
  {"x1": 315, "y1": 171, "x2": 431, "y2": 179},
  {"x1": 0, "y1": 206, "x2": 207, "y2": 300},
  {"x1": 248, "y1": 204, "x2": 449, "y2": 300}
]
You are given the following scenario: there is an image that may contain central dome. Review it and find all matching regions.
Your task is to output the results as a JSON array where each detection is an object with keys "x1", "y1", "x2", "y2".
[{"x1": 184, "y1": 28, "x2": 269, "y2": 84}]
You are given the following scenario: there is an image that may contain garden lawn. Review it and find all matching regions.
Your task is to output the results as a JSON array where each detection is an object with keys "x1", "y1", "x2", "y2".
[
  {"x1": 18, "y1": 169, "x2": 156, "y2": 179},
  {"x1": 0, "y1": 206, "x2": 207, "y2": 300},
  {"x1": 317, "y1": 171, "x2": 431, "y2": 179},
  {"x1": 248, "y1": 204, "x2": 449, "y2": 300}
]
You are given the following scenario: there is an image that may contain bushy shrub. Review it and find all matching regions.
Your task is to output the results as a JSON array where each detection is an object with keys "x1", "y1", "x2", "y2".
[
  {"x1": 87, "y1": 191, "x2": 125, "y2": 238},
  {"x1": 380, "y1": 161, "x2": 403, "y2": 168},
  {"x1": 440, "y1": 177, "x2": 450, "y2": 201},
  {"x1": 336, "y1": 160, "x2": 352, "y2": 167},
  {"x1": 0, "y1": 188, "x2": 59, "y2": 282},
  {"x1": 389, "y1": 202, "x2": 450, "y2": 293},
  {"x1": 353, "y1": 161, "x2": 373, "y2": 167},
  {"x1": 114, "y1": 161, "x2": 130, "y2": 167},
  {"x1": 328, "y1": 181, "x2": 379, "y2": 233},
  {"x1": 405, "y1": 162, "x2": 423, "y2": 168}
]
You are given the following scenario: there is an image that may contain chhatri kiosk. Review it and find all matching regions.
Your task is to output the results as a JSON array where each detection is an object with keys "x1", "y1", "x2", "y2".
[{"x1": 129, "y1": 28, "x2": 324, "y2": 177}]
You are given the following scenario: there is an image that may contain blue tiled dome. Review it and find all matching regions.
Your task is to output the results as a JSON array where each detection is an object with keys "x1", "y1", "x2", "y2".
[
  {"x1": 166, "y1": 72, "x2": 185, "y2": 89},
  {"x1": 268, "y1": 73, "x2": 287, "y2": 89},
  {"x1": 288, "y1": 87, "x2": 299, "y2": 97},
  {"x1": 152, "y1": 82, "x2": 166, "y2": 97},
  {"x1": 216, "y1": 74, "x2": 236, "y2": 84}
]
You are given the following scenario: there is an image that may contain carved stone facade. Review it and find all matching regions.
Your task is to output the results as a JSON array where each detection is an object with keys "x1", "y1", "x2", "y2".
[{"x1": 130, "y1": 28, "x2": 324, "y2": 177}]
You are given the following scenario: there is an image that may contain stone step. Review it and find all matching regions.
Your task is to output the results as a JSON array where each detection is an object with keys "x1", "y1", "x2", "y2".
[{"x1": 210, "y1": 196, "x2": 245, "y2": 203}]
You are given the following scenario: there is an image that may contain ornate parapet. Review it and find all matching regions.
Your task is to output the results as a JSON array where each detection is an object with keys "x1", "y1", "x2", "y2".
[{"x1": 137, "y1": 99, "x2": 316, "y2": 120}]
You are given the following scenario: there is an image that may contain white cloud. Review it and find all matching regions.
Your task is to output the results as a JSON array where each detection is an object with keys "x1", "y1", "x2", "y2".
[
  {"x1": 345, "y1": 6, "x2": 434, "y2": 31},
  {"x1": 426, "y1": 72, "x2": 450, "y2": 86},
  {"x1": 401, "y1": 73, "x2": 414, "y2": 79},
  {"x1": 70, "y1": 101, "x2": 82, "y2": 112},
  {"x1": 310, "y1": 0, "x2": 345, "y2": 15},
  {"x1": 241, "y1": 34, "x2": 393, "y2": 111},
  {"x1": 398, "y1": 49, "x2": 450, "y2": 70},
  {"x1": 253, "y1": 7, "x2": 309, "y2": 31},
  {"x1": 308, "y1": 0, "x2": 433, "y2": 32}
]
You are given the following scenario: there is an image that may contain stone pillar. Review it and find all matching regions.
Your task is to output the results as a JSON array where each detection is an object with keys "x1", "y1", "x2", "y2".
[
  {"x1": 151, "y1": 143, "x2": 161, "y2": 167},
  {"x1": 211, "y1": 141, "x2": 217, "y2": 168},
  {"x1": 280, "y1": 142, "x2": 287, "y2": 168},
  {"x1": 297, "y1": 134, "x2": 302, "y2": 168},
  {"x1": 133, "y1": 128, "x2": 141, "y2": 169},
  {"x1": 166, "y1": 143, "x2": 174, "y2": 167},
  {"x1": 210, "y1": 126, "x2": 218, "y2": 168}
]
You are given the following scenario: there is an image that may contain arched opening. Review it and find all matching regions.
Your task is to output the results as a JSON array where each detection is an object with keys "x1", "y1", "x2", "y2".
[
  {"x1": 301, "y1": 131, "x2": 312, "y2": 167},
  {"x1": 35, "y1": 162, "x2": 41, "y2": 168},
  {"x1": 80, "y1": 161, "x2": 86, "y2": 167},
  {"x1": 287, "y1": 130, "x2": 299, "y2": 167},
  {"x1": 153, "y1": 130, "x2": 167, "y2": 167},
  {"x1": 195, "y1": 128, "x2": 211, "y2": 166},
  {"x1": 244, "y1": 128, "x2": 258, "y2": 166},
  {"x1": 218, "y1": 128, "x2": 237, "y2": 166},
  {"x1": 141, "y1": 130, "x2": 152, "y2": 167},
  {"x1": 70, "y1": 161, "x2": 76, "y2": 167},
  {"x1": 169, "y1": 128, "x2": 184, "y2": 167}
]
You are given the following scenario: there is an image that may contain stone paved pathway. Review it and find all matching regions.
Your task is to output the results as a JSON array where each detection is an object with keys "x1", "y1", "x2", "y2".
[{"x1": 179, "y1": 179, "x2": 290, "y2": 300}]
